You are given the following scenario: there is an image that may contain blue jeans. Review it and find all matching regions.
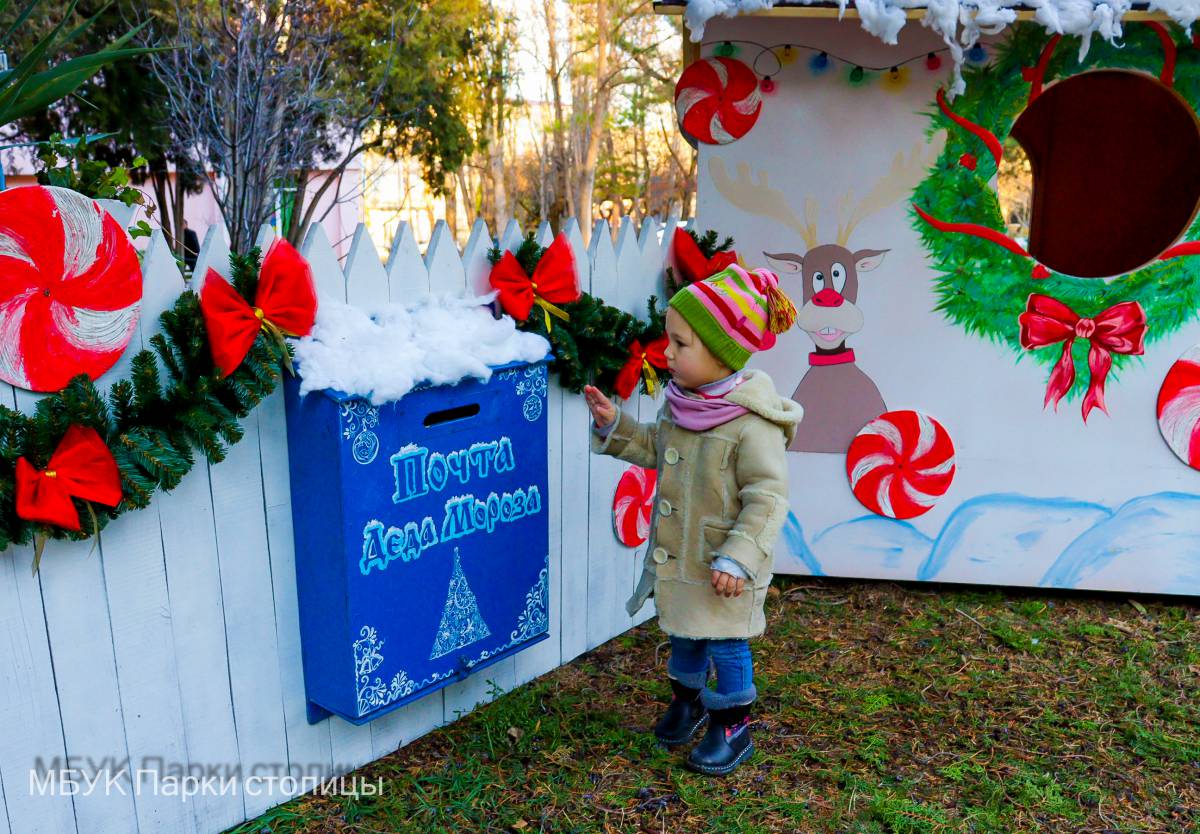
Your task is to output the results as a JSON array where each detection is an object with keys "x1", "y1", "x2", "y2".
[{"x1": 666, "y1": 636, "x2": 756, "y2": 710}]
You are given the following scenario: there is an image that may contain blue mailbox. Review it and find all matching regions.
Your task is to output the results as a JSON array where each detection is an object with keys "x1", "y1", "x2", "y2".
[{"x1": 283, "y1": 358, "x2": 551, "y2": 724}]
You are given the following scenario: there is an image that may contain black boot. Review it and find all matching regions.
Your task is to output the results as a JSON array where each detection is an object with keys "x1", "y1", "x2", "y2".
[
  {"x1": 685, "y1": 703, "x2": 753, "y2": 775},
  {"x1": 653, "y1": 679, "x2": 708, "y2": 745}
]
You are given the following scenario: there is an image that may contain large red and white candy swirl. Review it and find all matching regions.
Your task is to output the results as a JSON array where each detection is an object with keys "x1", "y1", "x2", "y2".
[
  {"x1": 1157, "y1": 344, "x2": 1200, "y2": 469},
  {"x1": 846, "y1": 410, "x2": 956, "y2": 519},
  {"x1": 613, "y1": 465, "x2": 657, "y2": 547},
  {"x1": 674, "y1": 57, "x2": 763, "y2": 145},
  {"x1": 0, "y1": 186, "x2": 141, "y2": 391}
]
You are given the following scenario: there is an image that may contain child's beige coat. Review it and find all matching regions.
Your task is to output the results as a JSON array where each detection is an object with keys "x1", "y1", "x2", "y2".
[{"x1": 592, "y1": 370, "x2": 802, "y2": 639}]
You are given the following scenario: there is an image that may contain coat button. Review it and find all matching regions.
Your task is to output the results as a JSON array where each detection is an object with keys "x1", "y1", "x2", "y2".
[
  {"x1": 664, "y1": 447, "x2": 680, "y2": 464},
  {"x1": 652, "y1": 547, "x2": 668, "y2": 564},
  {"x1": 658, "y1": 499, "x2": 672, "y2": 516}
]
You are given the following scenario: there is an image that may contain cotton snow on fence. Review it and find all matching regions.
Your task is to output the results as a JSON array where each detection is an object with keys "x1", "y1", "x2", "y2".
[{"x1": 0, "y1": 211, "x2": 681, "y2": 834}]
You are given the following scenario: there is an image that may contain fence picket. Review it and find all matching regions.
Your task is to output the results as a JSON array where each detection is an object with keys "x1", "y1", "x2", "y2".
[
  {"x1": 345, "y1": 225, "x2": 390, "y2": 309},
  {"x1": 387, "y1": 222, "x2": 429, "y2": 299},
  {"x1": 557, "y1": 217, "x2": 592, "y2": 663},
  {"x1": 302, "y1": 224, "x2": 347, "y2": 303},
  {"x1": 0, "y1": 544, "x2": 75, "y2": 834},
  {"x1": 91, "y1": 235, "x2": 196, "y2": 834},
  {"x1": 613, "y1": 219, "x2": 649, "y2": 633},
  {"x1": 425, "y1": 220, "x2": 467, "y2": 296},
  {"x1": 34, "y1": 534, "x2": 138, "y2": 834},
  {"x1": 190, "y1": 225, "x2": 228, "y2": 293},
  {"x1": 585, "y1": 221, "x2": 626, "y2": 651},
  {"x1": 462, "y1": 219, "x2": 495, "y2": 297}
]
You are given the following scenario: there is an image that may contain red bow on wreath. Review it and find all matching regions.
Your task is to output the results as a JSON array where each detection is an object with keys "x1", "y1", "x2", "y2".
[
  {"x1": 672, "y1": 227, "x2": 737, "y2": 285},
  {"x1": 16, "y1": 425, "x2": 121, "y2": 532},
  {"x1": 201, "y1": 239, "x2": 317, "y2": 378},
  {"x1": 1018, "y1": 293, "x2": 1147, "y2": 421},
  {"x1": 490, "y1": 234, "x2": 580, "y2": 331},
  {"x1": 615, "y1": 335, "x2": 669, "y2": 400}
]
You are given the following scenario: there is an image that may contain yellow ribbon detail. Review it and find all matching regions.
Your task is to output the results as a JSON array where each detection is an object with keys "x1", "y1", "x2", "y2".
[
  {"x1": 641, "y1": 358, "x2": 657, "y2": 396},
  {"x1": 43, "y1": 470, "x2": 57, "y2": 479},
  {"x1": 534, "y1": 296, "x2": 571, "y2": 332}
]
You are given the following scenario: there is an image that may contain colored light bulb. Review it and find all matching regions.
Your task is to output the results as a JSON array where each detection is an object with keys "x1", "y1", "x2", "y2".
[
  {"x1": 849, "y1": 65, "x2": 866, "y2": 85},
  {"x1": 810, "y1": 51, "x2": 831, "y2": 75},
  {"x1": 760, "y1": 76, "x2": 777, "y2": 94},
  {"x1": 967, "y1": 44, "x2": 987, "y2": 63},
  {"x1": 926, "y1": 52, "x2": 942, "y2": 70},
  {"x1": 716, "y1": 41, "x2": 738, "y2": 58}
]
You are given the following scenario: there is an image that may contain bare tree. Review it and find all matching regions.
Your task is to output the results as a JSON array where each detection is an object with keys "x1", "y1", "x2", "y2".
[{"x1": 149, "y1": 1, "x2": 396, "y2": 254}]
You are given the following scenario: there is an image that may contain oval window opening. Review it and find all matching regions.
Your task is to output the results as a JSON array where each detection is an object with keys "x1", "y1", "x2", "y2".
[{"x1": 1009, "y1": 69, "x2": 1200, "y2": 279}]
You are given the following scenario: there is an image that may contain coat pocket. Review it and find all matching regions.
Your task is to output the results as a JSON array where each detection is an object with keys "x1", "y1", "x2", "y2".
[{"x1": 694, "y1": 520, "x2": 734, "y2": 582}]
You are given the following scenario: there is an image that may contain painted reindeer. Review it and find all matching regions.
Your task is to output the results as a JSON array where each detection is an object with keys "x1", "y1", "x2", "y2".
[{"x1": 709, "y1": 147, "x2": 934, "y2": 453}]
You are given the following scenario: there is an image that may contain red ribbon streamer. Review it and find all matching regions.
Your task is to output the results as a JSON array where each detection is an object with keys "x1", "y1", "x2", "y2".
[
  {"x1": 489, "y1": 234, "x2": 580, "y2": 327},
  {"x1": 614, "y1": 335, "x2": 669, "y2": 400},
  {"x1": 672, "y1": 227, "x2": 737, "y2": 285},
  {"x1": 201, "y1": 239, "x2": 318, "y2": 378},
  {"x1": 937, "y1": 88, "x2": 1002, "y2": 168},
  {"x1": 16, "y1": 425, "x2": 122, "y2": 531},
  {"x1": 913, "y1": 204, "x2": 1032, "y2": 259},
  {"x1": 1018, "y1": 293, "x2": 1146, "y2": 422},
  {"x1": 1159, "y1": 240, "x2": 1200, "y2": 261}
]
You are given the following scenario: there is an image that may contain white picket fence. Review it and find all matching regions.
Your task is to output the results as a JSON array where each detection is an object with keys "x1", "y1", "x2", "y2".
[{"x1": 0, "y1": 209, "x2": 683, "y2": 834}]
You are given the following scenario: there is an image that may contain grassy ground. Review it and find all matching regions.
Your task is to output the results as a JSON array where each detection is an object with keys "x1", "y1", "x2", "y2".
[{"x1": 232, "y1": 578, "x2": 1200, "y2": 834}]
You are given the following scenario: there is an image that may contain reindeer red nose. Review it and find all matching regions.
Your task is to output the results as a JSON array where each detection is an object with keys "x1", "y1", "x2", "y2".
[{"x1": 812, "y1": 288, "x2": 844, "y2": 307}]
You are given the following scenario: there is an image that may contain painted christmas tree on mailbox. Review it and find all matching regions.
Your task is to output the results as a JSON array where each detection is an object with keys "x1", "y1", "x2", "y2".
[{"x1": 429, "y1": 548, "x2": 492, "y2": 660}]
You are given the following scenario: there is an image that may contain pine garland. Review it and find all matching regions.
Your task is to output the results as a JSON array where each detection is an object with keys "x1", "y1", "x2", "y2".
[
  {"x1": 488, "y1": 233, "x2": 663, "y2": 395},
  {"x1": 914, "y1": 23, "x2": 1200, "y2": 398},
  {"x1": 489, "y1": 229, "x2": 736, "y2": 396},
  {"x1": 0, "y1": 248, "x2": 289, "y2": 555}
]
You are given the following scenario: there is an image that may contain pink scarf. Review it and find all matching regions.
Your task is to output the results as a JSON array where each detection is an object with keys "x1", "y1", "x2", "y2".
[{"x1": 665, "y1": 374, "x2": 749, "y2": 431}]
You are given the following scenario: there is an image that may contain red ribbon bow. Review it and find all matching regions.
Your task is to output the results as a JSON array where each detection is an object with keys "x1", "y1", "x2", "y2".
[
  {"x1": 672, "y1": 227, "x2": 737, "y2": 285},
  {"x1": 614, "y1": 335, "x2": 669, "y2": 400},
  {"x1": 16, "y1": 425, "x2": 121, "y2": 531},
  {"x1": 489, "y1": 234, "x2": 580, "y2": 330},
  {"x1": 1018, "y1": 293, "x2": 1146, "y2": 421},
  {"x1": 201, "y1": 239, "x2": 317, "y2": 378}
]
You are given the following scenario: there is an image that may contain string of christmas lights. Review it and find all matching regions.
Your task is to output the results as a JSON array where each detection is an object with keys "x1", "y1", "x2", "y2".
[{"x1": 702, "y1": 39, "x2": 988, "y2": 93}]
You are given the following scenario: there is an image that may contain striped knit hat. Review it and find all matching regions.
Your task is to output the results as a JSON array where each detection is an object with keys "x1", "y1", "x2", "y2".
[{"x1": 667, "y1": 264, "x2": 797, "y2": 371}]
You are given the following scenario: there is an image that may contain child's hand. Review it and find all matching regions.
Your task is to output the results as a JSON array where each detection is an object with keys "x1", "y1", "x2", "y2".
[
  {"x1": 583, "y1": 385, "x2": 617, "y2": 428},
  {"x1": 712, "y1": 570, "x2": 745, "y2": 598}
]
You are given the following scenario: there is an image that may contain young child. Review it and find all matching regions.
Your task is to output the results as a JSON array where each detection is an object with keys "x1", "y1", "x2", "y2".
[{"x1": 583, "y1": 264, "x2": 802, "y2": 776}]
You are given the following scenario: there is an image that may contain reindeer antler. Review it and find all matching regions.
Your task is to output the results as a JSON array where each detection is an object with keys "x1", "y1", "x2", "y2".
[
  {"x1": 836, "y1": 141, "x2": 941, "y2": 246},
  {"x1": 709, "y1": 157, "x2": 820, "y2": 250}
]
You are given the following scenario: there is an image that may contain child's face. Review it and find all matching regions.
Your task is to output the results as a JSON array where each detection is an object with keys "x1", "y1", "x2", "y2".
[{"x1": 664, "y1": 307, "x2": 733, "y2": 389}]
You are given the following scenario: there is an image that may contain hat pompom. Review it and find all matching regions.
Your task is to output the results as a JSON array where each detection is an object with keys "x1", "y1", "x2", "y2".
[{"x1": 765, "y1": 281, "x2": 797, "y2": 334}]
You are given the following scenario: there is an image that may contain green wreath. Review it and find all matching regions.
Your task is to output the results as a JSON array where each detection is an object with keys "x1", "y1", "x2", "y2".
[
  {"x1": 912, "y1": 23, "x2": 1200, "y2": 399},
  {"x1": 0, "y1": 248, "x2": 289, "y2": 570}
]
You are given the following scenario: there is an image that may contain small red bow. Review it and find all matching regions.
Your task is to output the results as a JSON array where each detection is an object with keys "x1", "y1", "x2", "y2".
[
  {"x1": 672, "y1": 227, "x2": 737, "y2": 285},
  {"x1": 16, "y1": 425, "x2": 121, "y2": 531},
  {"x1": 489, "y1": 234, "x2": 580, "y2": 331},
  {"x1": 201, "y1": 239, "x2": 317, "y2": 377},
  {"x1": 1018, "y1": 293, "x2": 1146, "y2": 421},
  {"x1": 615, "y1": 335, "x2": 669, "y2": 400}
]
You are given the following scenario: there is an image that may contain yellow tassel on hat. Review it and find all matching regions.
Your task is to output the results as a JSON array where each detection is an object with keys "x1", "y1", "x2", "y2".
[{"x1": 766, "y1": 283, "x2": 798, "y2": 334}]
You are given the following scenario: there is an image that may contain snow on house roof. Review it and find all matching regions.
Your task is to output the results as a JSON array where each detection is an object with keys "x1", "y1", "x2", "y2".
[{"x1": 655, "y1": 0, "x2": 1198, "y2": 94}]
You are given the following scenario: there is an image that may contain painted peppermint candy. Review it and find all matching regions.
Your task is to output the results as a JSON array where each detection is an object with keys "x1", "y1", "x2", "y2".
[
  {"x1": 0, "y1": 186, "x2": 141, "y2": 391},
  {"x1": 1157, "y1": 344, "x2": 1200, "y2": 469},
  {"x1": 674, "y1": 57, "x2": 762, "y2": 145},
  {"x1": 846, "y1": 410, "x2": 956, "y2": 519},
  {"x1": 613, "y1": 465, "x2": 657, "y2": 547}
]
